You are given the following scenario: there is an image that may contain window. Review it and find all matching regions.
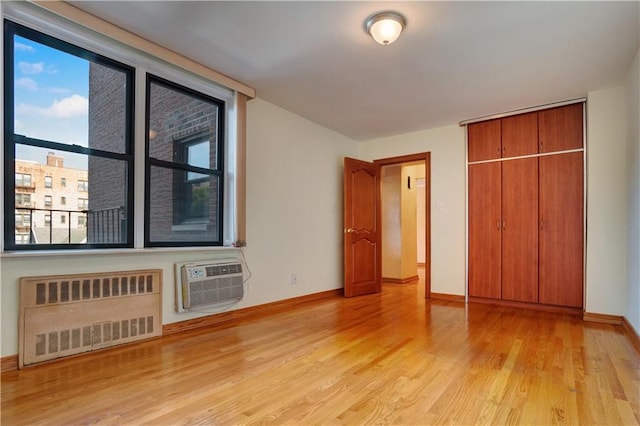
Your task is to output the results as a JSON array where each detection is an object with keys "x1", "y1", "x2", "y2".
[
  {"x1": 15, "y1": 193, "x2": 31, "y2": 207},
  {"x1": 15, "y1": 212, "x2": 30, "y2": 227},
  {"x1": 145, "y1": 75, "x2": 224, "y2": 247},
  {"x1": 3, "y1": 8, "x2": 241, "y2": 252},
  {"x1": 60, "y1": 215, "x2": 66, "y2": 225},
  {"x1": 15, "y1": 233, "x2": 30, "y2": 244},
  {"x1": 15, "y1": 173, "x2": 32, "y2": 187},
  {"x1": 4, "y1": 20, "x2": 134, "y2": 250}
]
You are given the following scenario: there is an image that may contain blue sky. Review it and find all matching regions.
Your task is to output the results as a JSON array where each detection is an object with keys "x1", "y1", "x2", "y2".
[{"x1": 13, "y1": 35, "x2": 89, "y2": 169}]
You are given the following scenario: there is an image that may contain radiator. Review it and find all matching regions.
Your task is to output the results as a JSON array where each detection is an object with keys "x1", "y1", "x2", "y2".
[
  {"x1": 175, "y1": 259, "x2": 244, "y2": 312},
  {"x1": 18, "y1": 269, "x2": 162, "y2": 368}
]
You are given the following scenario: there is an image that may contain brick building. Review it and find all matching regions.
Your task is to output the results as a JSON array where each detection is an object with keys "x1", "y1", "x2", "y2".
[
  {"x1": 14, "y1": 153, "x2": 88, "y2": 244},
  {"x1": 89, "y1": 63, "x2": 220, "y2": 244}
]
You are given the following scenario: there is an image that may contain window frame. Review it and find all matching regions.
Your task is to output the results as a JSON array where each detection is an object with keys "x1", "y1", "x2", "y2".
[
  {"x1": 3, "y1": 19, "x2": 135, "y2": 251},
  {"x1": 144, "y1": 74, "x2": 226, "y2": 247},
  {"x1": 2, "y1": 3, "x2": 243, "y2": 253}
]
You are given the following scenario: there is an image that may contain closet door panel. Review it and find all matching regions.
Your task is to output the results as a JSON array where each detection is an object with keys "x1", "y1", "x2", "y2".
[
  {"x1": 501, "y1": 112, "x2": 538, "y2": 158},
  {"x1": 468, "y1": 162, "x2": 502, "y2": 299},
  {"x1": 468, "y1": 119, "x2": 501, "y2": 162},
  {"x1": 501, "y1": 157, "x2": 538, "y2": 303},
  {"x1": 538, "y1": 103, "x2": 583, "y2": 153},
  {"x1": 539, "y1": 152, "x2": 584, "y2": 307}
]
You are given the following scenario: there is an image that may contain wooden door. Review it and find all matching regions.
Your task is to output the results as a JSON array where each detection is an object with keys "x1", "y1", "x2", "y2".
[
  {"x1": 343, "y1": 158, "x2": 381, "y2": 297},
  {"x1": 468, "y1": 119, "x2": 501, "y2": 162},
  {"x1": 538, "y1": 103, "x2": 583, "y2": 153},
  {"x1": 501, "y1": 157, "x2": 539, "y2": 303},
  {"x1": 468, "y1": 162, "x2": 502, "y2": 299},
  {"x1": 539, "y1": 152, "x2": 584, "y2": 307},
  {"x1": 501, "y1": 112, "x2": 538, "y2": 158}
]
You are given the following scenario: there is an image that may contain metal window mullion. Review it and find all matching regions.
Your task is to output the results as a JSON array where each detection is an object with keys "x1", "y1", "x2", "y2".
[{"x1": 14, "y1": 135, "x2": 132, "y2": 162}]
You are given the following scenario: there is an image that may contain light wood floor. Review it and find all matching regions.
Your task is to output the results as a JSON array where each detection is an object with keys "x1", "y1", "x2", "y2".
[{"x1": 2, "y1": 280, "x2": 639, "y2": 425}]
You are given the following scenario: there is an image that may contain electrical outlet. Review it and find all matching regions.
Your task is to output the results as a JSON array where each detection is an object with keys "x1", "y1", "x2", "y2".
[{"x1": 290, "y1": 273, "x2": 297, "y2": 285}]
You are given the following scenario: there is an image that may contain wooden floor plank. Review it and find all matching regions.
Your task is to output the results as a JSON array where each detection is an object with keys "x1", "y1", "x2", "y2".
[{"x1": 2, "y1": 277, "x2": 639, "y2": 425}]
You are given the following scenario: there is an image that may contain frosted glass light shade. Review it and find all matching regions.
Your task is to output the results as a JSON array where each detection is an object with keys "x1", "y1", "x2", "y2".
[{"x1": 365, "y1": 12, "x2": 406, "y2": 45}]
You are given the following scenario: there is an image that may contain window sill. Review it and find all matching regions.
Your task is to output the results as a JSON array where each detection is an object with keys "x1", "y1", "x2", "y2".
[{"x1": 1, "y1": 245, "x2": 241, "y2": 259}]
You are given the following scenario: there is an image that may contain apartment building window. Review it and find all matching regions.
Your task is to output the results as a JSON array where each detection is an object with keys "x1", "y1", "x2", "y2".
[
  {"x1": 4, "y1": 20, "x2": 134, "y2": 250},
  {"x1": 15, "y1": 173, "x2": 31, "y2": 187},
  {"x1": 44, "y1": 214, "x2": 51, "y2": 225},
  {"x1": 15, "y1": 233, "x2": 30, "y2": 244},
  {"x1": 15, "y1": 193, "x2": 31, "y2": 207},
  {"x1": 61, "y1": 196, "x2": 66, "y2": 205},
  {"x1": 60, "y1": 215, "x2": 66, "y2": 225},
  {"x1": 78, "y1": 216, "x2": 86, "y2": 227},
  {"x1": 15, "y1": 213, "x2": 29, "y2": 227},
  {"x1": 145, "y1": 75, "x2": 224, "y2": 247}
]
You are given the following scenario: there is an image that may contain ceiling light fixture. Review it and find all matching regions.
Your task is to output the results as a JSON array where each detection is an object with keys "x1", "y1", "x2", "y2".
[{"x1": 365, "y1": 11, "x2": 406, "y2": 46}]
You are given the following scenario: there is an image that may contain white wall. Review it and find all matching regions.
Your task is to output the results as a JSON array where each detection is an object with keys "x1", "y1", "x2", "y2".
[
  {"x1": 0, "y1": 98, "x2": 359, "y2": 357},
  {"x1": 359, "y1": 125, "x2": 467, "y2": 296},
  {"x1": 586, "y1": 87, "x2": 629, "y2": 315},
  {"x1": 243, "y1": 98, "x2": 358, "y2": 304},
  {"x1": 625, "y1": 47, "x2": 640, "y2": 332}
]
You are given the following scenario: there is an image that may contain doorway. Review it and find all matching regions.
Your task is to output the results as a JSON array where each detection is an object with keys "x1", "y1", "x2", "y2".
[{"x1": 375, "y1": 153, "x2": 431, "y2": 298}]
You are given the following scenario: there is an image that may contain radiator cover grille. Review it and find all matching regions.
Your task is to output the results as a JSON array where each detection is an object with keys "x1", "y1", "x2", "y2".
[{"x1": 19, "y1": 270, "x2": 162, "y2": 368}]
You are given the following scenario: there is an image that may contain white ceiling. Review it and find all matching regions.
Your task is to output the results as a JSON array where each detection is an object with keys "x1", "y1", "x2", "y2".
[{"x1": 70, "y1": 1, "x2": 640, "y2": 142}]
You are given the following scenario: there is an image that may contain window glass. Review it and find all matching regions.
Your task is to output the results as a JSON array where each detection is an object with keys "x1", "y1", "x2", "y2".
[{"x1": 4, "y1": 21, "x2": 134, "y2": 249}]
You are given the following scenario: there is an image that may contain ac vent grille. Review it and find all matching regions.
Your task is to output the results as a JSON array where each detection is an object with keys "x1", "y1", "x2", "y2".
[
  {"x1": 176, "y1": 259, "x2": 245, "y2": 312},
  {"x1": 19, "y1": 270, "x2": 162, "y2": 368}
]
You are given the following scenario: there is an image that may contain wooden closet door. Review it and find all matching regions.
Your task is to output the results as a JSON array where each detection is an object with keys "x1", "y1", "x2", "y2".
[
  {"x1": 468, "y1": 162, "x2": 502, "y2": 299},
  {"x1": 468, "y1": 119, "x2": 501, "y2": 162},
  {"x1": 538, "y1": 103, "x2": 583, "y2": 153},
  {"x1": 501, "y1": 111, "x2": 538, "y2": 158},
  {"x1": 501, "y1": 157, "x2": 538, "y2": 303},
  {"x1": 539, "y1": 152, "x2": 584, "y2": 307}
]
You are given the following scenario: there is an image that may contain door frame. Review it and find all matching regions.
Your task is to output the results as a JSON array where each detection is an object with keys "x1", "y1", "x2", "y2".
[{"x1": 374, "y1": 152, "x2": 432, "y2": 299}]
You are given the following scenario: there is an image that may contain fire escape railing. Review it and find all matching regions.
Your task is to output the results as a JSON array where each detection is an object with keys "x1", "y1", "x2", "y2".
[{"x1": 14, "y1": 206, "x2": 125, "y2": 244}]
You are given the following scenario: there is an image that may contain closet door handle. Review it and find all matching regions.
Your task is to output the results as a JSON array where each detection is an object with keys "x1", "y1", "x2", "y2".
[
  {"x1": 497, "y1": 147, "x2": 501, "y2": 157},
  {"x1": 502, "y1": 146, "x2": 506, "y2": 157},
  {"x1": 496, "y1": 220, "x2": 501, "y2": 231},
  {"x1": 540, "y1": 219, "x2": 544, "y2": 231},
  {"x1": 502, "y1": 220, "x2": 506, "y2": 231}
]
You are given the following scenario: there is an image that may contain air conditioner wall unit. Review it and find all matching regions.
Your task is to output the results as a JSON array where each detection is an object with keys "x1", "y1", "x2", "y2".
[{"x1": 175, "y1": 258, "x2": 244, "y2": 313}]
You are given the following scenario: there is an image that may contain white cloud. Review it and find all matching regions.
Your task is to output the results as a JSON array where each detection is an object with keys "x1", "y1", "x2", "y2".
[
  {"x1": 15, "y1": 42, "x2": 34, "y2": 53},
  {"x1": 16, "y1": 77, "x2": 38, "y2": 91},
  {"x1": 14, "y1": 119, "x2": 25, "y2": 131},
  {"x1": 18, "y1": 61, "x2": 44, "y2": 75},
  {"x1": 49, "y1": 87, "x2": 71, "y2": 95},
  {"x1": 16, "y1": 94, "x2": 88, "y2": 118}
]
